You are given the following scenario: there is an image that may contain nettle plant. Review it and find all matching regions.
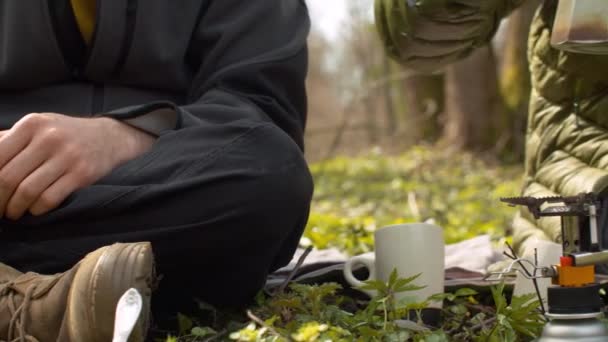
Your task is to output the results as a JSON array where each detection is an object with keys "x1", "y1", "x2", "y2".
[{"x1": 167, "y1": 270, "x2": 546, "y2": 342}]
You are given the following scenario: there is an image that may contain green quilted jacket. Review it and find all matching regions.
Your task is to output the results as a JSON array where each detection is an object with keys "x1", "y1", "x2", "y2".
[{"x1": 376, "y1": 0, "x2": 608, "y2": 255}]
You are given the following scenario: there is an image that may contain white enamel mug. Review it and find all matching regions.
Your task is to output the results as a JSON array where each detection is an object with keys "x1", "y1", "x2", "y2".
[{"x1": 343, "y1": 223, "x2": 445, "y2": 308}]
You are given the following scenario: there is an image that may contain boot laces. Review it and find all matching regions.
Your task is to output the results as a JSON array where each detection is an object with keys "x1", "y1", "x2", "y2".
[{"x1": 0, "y1": 280, "x2": 40, "y2": 342}]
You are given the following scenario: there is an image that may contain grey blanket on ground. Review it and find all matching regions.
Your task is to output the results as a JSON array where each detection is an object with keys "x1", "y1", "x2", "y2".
[{"x1": 265, "y1": 235, "x2": 510, "y2": 293}]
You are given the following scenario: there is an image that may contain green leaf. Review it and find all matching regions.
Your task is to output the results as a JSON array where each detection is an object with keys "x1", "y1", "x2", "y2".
[
  {"x1": 510, "y1": 293, "x2": 539, "y2": 312},
  {"x1": 491, "y1": 283, "x2": 507, "y2": 313},
  {"x1": 424, "y1": 331, "x2": 449, "y2": 342},
  {"x1": 177, "y1": 313, "x2": 193, "y2": 335},
  {"x1": 449, "y1": 304, "x2": 468, "y2": 316},
  {"x1": 394, "y1": 284, "x2": 426, "y2": 293},
  {"x1": 270, "y1": 297, "x2": 302, "y2": 309},
  {"x1": 255, "y1": 291, "x2": 267, "y2": 306},
  {"x1": 454, "y1": 288, "x2": 478, "y2": 297},
  {"x1": 361, "y1": 279, "x2": 388, "y2": 292},
  {"x1": 428, "y1": 293, "x2": 454, "y2": 302},
  {"x1": 191, "y1": 326, "x2": 216, "y2": 337},
  {"x1": 393, "y1": 274, "x2": 425, "y2": 293},
  {"x1": 357, "y1": 326, "x2": 381, "y2": 338},
  {"x1": 388, "y1": 268, "x2": 399, "y2": 287},
  {"x1": 385, "y1": 330, "x2": 410, "y2": 342}
]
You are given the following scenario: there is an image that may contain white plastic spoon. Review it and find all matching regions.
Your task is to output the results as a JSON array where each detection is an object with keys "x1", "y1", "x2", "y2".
[{"x1": 112, "y1": 288, "x2": 143, "y2": 342}]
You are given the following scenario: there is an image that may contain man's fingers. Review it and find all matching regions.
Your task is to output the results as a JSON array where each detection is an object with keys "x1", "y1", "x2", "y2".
[
  {"x1": 0, "y1": 129, "x2": 33, "y2": 217},
  {"x1": 5, "y1": 159, "x2": 66, "y2": 220},
  {"x1": 29, "y1": 174, "x2": 79, "y2": 217},
  {"x1": 0, "y1": 129, "x2": 31, "y2": 169},
  {"x1": 0, "y1": 144, "x2": 48, "y2": 217}
]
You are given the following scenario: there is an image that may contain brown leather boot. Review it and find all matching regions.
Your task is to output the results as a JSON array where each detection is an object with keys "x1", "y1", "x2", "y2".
[{"x1": 0, "y1": 242, "x2": 155, "y2": 342}]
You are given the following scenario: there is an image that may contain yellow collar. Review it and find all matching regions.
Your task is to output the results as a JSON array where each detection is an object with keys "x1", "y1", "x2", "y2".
[{"x1": 70, "y1": 0, "x2": 97, "y2": 45}]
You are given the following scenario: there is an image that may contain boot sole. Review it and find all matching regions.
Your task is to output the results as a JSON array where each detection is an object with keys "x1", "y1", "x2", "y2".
[{"x1": 65, "y1": 242, "x2": 155, "y2": 342}]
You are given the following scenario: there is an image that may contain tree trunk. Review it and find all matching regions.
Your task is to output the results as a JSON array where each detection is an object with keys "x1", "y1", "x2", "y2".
[
  {"x1": 364, "y1": 95, "x2": 378, "y2": 144},
  {"x1": 444, "y1": 46, "x2": 501, "y2": 151},
  {"x1": 499, "y1": 0, "x2": 540, "y2": 161},
  {"x1": 383, "y1": 56, "x2": 398, "y2": 136},
  {"x1": 401, "y1": 74, "x2": 444, "y2": 144}
]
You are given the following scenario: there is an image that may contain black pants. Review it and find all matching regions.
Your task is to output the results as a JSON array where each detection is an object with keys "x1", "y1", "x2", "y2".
[{"x1": 0, "y1": 119, "x2": 313, "y2": 313}]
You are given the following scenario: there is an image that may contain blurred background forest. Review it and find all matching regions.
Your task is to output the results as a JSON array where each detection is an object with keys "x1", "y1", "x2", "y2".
[
  {"x1": 304, "y1": 0, "x2": 540, "y2": 163},
  {"x1": 300, "y1": 0, "x2": 541, "y2": 253}
]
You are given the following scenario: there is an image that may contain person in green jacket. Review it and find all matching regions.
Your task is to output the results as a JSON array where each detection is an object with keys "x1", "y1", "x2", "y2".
[{"x1": 375, "y1": 0, "x2": 608, "y2": 256}]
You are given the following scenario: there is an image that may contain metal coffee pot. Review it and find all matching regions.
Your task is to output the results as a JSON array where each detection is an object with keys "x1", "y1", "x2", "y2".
[{"x1": 551, "y1": 0, "x2": 608, "y2": 54}]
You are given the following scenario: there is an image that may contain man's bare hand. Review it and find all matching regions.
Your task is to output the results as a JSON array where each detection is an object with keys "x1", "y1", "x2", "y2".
[{"x1": 0, "y1": 113, "x2": 155, "y2": 220}]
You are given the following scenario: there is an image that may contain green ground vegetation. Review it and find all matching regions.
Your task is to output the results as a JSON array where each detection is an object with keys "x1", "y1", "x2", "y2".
[
  {"x1": 164, "y1": 146, "x2": 547, "y2": 342},
  {"x1": 305, "y1": 146, "x2": 522, "y2": 255}
]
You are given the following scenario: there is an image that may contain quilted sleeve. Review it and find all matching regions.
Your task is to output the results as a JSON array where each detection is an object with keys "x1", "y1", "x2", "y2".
[{"x1": 375, "y1": 0, "x2": 525, "y2": 72}]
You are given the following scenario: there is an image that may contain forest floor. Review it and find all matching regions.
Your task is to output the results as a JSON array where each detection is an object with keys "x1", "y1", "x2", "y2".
[{"x1": 158, "y1": 146, "x2": 549, "y2": 342}]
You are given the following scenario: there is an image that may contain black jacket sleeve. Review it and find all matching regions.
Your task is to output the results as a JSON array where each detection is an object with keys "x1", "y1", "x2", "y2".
[{"x1": 103, "y1": 0, "x2": 310, "y2": 150}]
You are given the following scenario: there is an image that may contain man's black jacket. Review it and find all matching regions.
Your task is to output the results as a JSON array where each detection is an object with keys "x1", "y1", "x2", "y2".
[{"x1": 0, "y1": 0, "x2": 310, "y2": 149}]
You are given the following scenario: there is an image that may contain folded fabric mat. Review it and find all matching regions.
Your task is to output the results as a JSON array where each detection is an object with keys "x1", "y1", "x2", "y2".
[{"x1": 265, "y1": 235, "x2": 511, "y2": 296}]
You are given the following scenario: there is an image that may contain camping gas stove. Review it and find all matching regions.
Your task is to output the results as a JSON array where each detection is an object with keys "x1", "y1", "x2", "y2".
[{"x1": 500, "y1": 193, "x2": 608, "y2": 341}]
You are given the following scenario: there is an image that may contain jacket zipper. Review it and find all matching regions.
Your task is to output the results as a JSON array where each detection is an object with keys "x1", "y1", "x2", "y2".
[
  {"x1": 93, "y1": 0, "x2": 137, "y2": 114},
  {"x1": 47, "y1": 0, "x2": 87, "y2": 76},
  {"x1": 113, "y1": 0, "x2": 138, "y2": 76},
  {"x1": 49, "y1": 0, "x2": 137, "y2": 114}
]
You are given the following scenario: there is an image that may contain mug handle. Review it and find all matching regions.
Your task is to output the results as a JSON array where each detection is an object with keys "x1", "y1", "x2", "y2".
[{"x1": 343, "y1": 255, "x2": 376, "y2": 296}]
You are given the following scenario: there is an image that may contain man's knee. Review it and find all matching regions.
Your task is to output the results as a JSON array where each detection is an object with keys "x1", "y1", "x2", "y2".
[
  {"x1": 233, "y1": 124, "x2": 313, "y2": 250},
  {"x1": 173, "y1": 155, "x2": 313, "y2": 308},
  {"x1": 204, "y1": 124, "x2": 313, "y2": 301},
  {"x1": 248, "y1": 123, "x2": 312, "y2": 219},
  {"x1": 252, "y1": 153, "x2": 313, "y2": 267}
]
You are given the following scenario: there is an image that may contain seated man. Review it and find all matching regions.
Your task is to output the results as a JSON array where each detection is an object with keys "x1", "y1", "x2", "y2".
[{"x1": 0, "y1": 0, "x2": 312, "y2": 340}]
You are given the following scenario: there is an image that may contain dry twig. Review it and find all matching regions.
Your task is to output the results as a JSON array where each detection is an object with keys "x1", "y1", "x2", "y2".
[
  {"x1": 275, "y1": 246, "x2": 314, "y2": 296},
  {"x1": 246, "y1": 310, "x2": 287, "y2": 339}
]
